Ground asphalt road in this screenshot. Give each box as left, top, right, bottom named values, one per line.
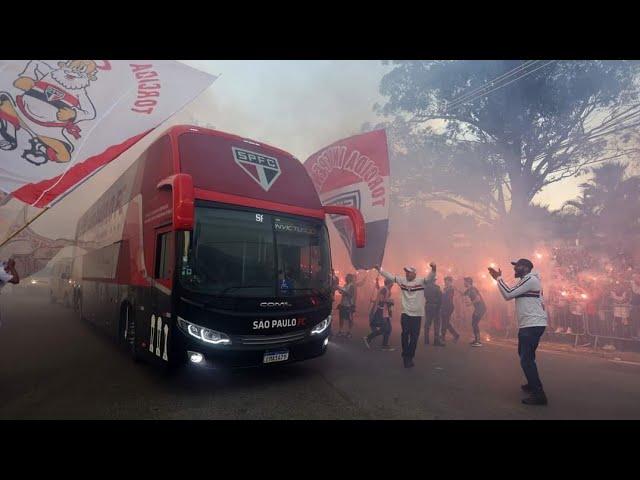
left=2, top=293, right=640, bottom=419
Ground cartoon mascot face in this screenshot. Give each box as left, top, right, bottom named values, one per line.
left=51, top=61, right=98, bottom=91
left=0, top=60, right=102, bottom=165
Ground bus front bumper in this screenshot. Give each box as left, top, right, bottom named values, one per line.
left=175, top=330, right=330, bottom=369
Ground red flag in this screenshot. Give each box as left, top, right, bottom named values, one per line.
left=305, top=130, right=390, bottom=269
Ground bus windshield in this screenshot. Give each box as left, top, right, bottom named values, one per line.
left=179, top=206, right=331, bottom=298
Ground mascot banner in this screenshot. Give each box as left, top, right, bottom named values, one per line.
left=304, top=130, right=390, bottom=270
left=0, top=60, right=216, bottom=208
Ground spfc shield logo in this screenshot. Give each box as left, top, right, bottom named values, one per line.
left=324, top=190, right=361, bottom=255
left=232, top=146, right=282, bottom=191
left=45, top=86, right=65, bottom=103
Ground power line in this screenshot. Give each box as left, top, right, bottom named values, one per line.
left=447, top=60, right=556, bottom=112
left=445, top=60, right=557, bottom=113
left=444, top=61, right=538, bottom=110
left=446, top=61, right=538, bottom=108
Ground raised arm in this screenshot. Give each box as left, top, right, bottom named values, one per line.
left=423, top=263, right=436, bottom=284
left=375, top=266, right=397, bottom=284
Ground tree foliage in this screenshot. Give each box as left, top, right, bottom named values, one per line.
left=376, top=60, right=640, bottom=223
left=560, top=162, right=640, bottom=245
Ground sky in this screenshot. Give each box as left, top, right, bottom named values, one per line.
left=184, top=60, right=582, bottom=209
left=31, top=60, right=582, bottom=238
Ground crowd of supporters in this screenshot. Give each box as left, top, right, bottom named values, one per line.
left=332, top=242, right=640, bottom=352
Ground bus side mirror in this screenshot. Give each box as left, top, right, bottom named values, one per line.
left=157, top=174, right=195, bottom=230
left=323, top=205, right=366, bottom=248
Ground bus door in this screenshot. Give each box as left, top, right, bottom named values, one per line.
left=147, top=225, right=175, bottom=364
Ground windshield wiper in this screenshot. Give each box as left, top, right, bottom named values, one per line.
left=284, top=287, right=329, bottom=298
left=219, top=285, right=270, bottom=295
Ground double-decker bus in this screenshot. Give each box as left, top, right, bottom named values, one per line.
left=73, top=126, right=364, bottom=369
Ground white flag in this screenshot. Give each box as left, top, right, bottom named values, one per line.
left=0, top=60, right=216, bottom=207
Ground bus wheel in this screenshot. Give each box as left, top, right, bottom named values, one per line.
left=123, top=305, right=141, bottom=363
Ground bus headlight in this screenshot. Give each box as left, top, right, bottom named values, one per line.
left=311, top=315, right=331, bottom=335
left=177, top=317, right=232, bottom=345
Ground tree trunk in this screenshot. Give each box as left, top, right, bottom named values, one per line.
left=504, top=169, right=538, bottom=254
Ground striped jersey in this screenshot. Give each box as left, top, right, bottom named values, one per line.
left=496, top=272, right=548, bottom=328
left=379, top=269, right=435, bottom=317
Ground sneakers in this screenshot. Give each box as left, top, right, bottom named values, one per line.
left=345, top=332, right=352, bottom=339
left=566, top=327, right=574, bottom=334
left=433, top=340, right=446, bottom=347
left=363, top=336, right=371, bottom=349
left=521, top=384, right=548, bottom=405
left=602, top=344, right=617, bottom=351
left=522, top=392, right=548, bottom=406
left=381, top=346, right=396, bottom=352
left=453, top=335, right=460, bottom=344
left=554, top=327, right=564, bottom=334
left=471, top=341, right=483, bottom=347
left=403, top=357, right=415, bottom=368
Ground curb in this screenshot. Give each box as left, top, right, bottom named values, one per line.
left=490, top=337, right=640, bottom=364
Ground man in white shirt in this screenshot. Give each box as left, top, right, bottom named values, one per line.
left=489, top=258, right=548, bottom=406
left=375, top=262, right=436, bottom=368
left=0, top=259, right=20, bottom=327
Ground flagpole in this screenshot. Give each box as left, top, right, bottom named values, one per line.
left=0, top=207, right=51, bottom=249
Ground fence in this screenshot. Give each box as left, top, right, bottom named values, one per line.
left=545, top=302, right=640, bottom=350
left=585, top=305, right=640, bottom=348
left=492, top=300, right=640, bottom=350
left=547, top=302, right=589, bottom=346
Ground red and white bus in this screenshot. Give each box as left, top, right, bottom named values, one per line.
left=73, top=126, right=364, bottom=369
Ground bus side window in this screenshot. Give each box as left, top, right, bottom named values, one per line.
left=155, top=232, right=174, bottom=280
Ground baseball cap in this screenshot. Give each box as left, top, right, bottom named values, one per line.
left=403, top=266, right=417, bottom=274
left=511, top=258, right=534, bottom=270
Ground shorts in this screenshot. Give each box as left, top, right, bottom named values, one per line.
left=339, top=305, right=353, bottom=327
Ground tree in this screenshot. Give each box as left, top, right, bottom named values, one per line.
left=560, top=162, right=640, bottom=246
left=376, top=60, right=640, bottom=225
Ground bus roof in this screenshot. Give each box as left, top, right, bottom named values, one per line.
left=168, top=125, right=323, bottom=215
left=166, top=125, right=300, bottom=161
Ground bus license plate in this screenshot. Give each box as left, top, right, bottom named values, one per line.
left=263, top=350, right=289, bottom=364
